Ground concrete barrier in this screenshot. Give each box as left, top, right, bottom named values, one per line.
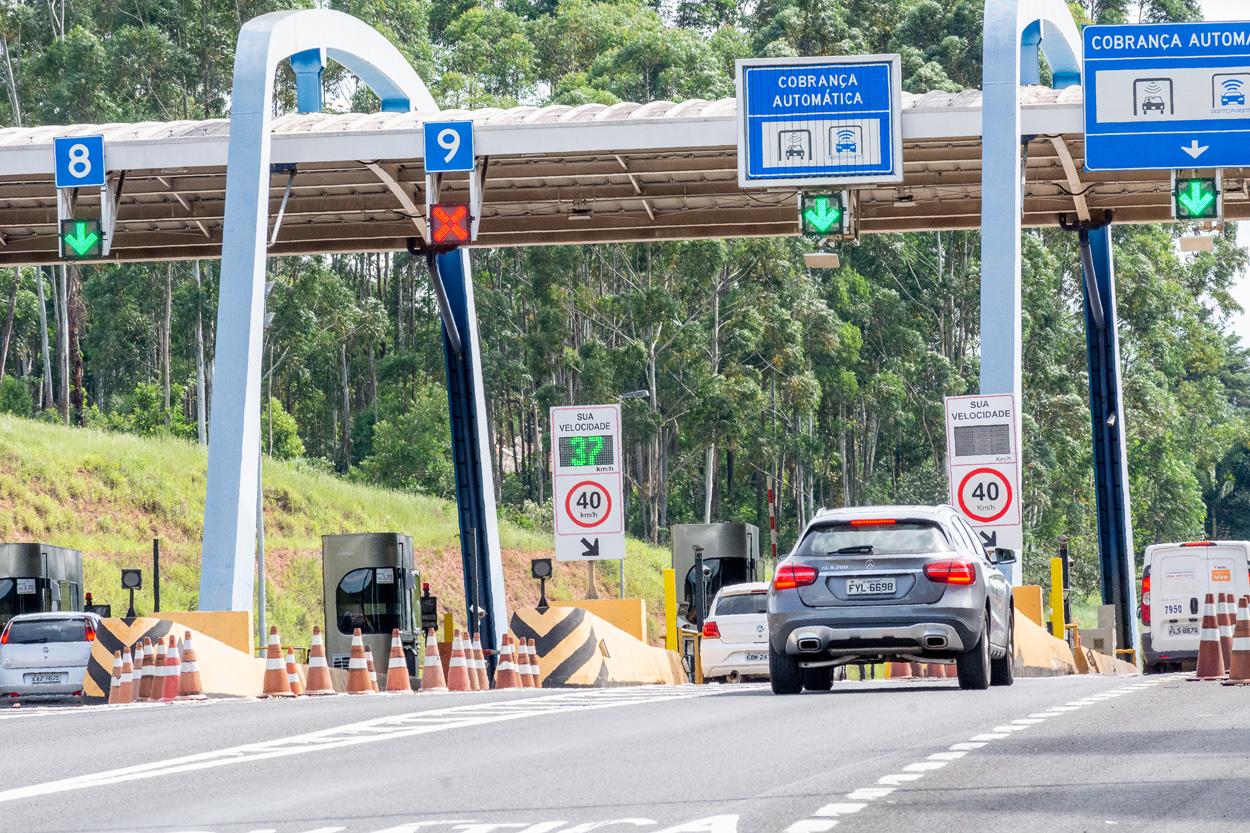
left=550, top=598, right=648, bottom=642
left=83, top=617, right=266, bottom=703
left=1013, top=609, right=1079, bottom=677
left=511, top=606, right=686, bottom=687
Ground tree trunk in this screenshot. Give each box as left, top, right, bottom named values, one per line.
left=36, top=268, right=53, bottom=409
left=339, top=341, right=351, bottom=470
left=162, top=263, right=172, bottom=416
left=0, top=268, right=19, bottom=381
left=68, top=265, right=85, bottom=425
left=194, top=260, right=207, bottom=443
left=57, top=265, right=69, bottom=423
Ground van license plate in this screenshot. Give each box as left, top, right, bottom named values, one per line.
left=1167, top=624, right=1199, bottom=637
left=27, top=673, right=64, bottom=685
left=847, top=578, right=896, bottom=596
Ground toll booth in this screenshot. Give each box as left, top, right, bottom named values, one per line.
left=321, top=533, right=420, bottom=676
left=0, top=543, right=84, bottom=629
left=671, top=523, right=760, bottom=626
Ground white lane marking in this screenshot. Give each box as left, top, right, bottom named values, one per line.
left=813, top=804, right=867, bottom=818
left=971, top=732, right=1010, bottom=740
left=1027, top=712, right=1059, bottom=718
left=847, top=788, right=895, bottom=801
left=991, top=724, right=1030, bottom=732
left=877, top=773, right=925, bottom=785
left=902, top=761, right=947, bottom=772
left=928, top=750, right=968, bottom=761
left=1012, top=718, right=1045, bottom=725
left=784, top=821, right=838, bottom=833
left=949, top=741, right=987, bottom=751
left=0, top=687, right=739, bottom=803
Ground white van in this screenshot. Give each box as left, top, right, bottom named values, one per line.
left=1141, top=541, right=1250, bottom=673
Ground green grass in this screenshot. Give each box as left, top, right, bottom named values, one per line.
left=0, top=415, right=672, bottom=647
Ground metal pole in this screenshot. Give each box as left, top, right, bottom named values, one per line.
left=1059, top=536, right=1072, bottom=628
left=152, top=538, right=161, bottom=613
left=256, top=455, right=266, bottom=645
left=694, top=545, right=707, bottom=625
left=586, top=561, right=599, bottom=600
left=618, top=558, right=625, bottom=599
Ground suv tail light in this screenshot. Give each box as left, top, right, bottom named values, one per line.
left=702, top=620, right=721, bottom=639
left=1181, top=541, right=1216, bottom=546
left=924, top=559, right=977, bottom=585
left=1141, top=571, right=1151, bottom=626
left=84, top=621, right=96, bottom=642
left=850, top=518, right=897, bottom=527
left=773, top=562, right=819, bottom=591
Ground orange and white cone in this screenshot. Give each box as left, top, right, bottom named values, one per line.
left=385, top=629, right=412, bottom=693
left=494, top=634, right=522, bottom=690
left=177, top=631, right=207, bottom=700
left=526, top=638, right=540, bottom=687
left=304, top=626, right=336, bottom=695
left=119, top=647, right=134, bottom=703
left=107, top=651, right=125, bottom=705
left=1218, top=593, right=1235, bottom=671
left=131, top=642, right=144, bottom=694
left=346, top=628, right=373, bottom=695
left=285, top=648, right=304, bottom=696
left=419, top=630, right=448, bottom=693
left=364, top=645, right=380, bottom=692
left=139, top=638, right=157, bottom=701
left=1224, top=595, right=1250, bottom=685
left=161, top=636, right=182, bottom=702
left=1193, top=592, right=1227, bottom=680
left=447, top=630, right=472, bottom=692
left=261, top=625, right=293, bottom=697
left=471, top=632, right=489, bottom=690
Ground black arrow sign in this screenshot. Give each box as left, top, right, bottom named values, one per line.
left=580, top=537, right=600, bottom=558
left=978, top=530, right=997, bottom=549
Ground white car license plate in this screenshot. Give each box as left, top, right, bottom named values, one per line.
left=847, top=578, right=896, bottom=596
left=1167, top=623, right=1199, bottom=637
left=27, top=673, right=64, bottom=685
left=745, top=652, right=767, bottom=662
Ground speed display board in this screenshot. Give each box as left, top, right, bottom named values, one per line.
left=550, top=404, right=625, bottom=561
left=944, top=394, right=1023, bottom=563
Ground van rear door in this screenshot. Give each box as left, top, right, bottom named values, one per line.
left=1150, top=547, right=1203, bottom=652
left=1205, top=544, right=1250, bottom=608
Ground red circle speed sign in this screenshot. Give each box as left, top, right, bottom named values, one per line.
left=956, top=467, right=1012, bottom=523
left=564, top=480, right=612, bottom=528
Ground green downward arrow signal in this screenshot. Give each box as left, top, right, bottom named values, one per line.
left=62, top=221, right=100, bottom=257
left=802, top=195, right=843, bottom=234
left=1177, top=180, right=1216, bottom=217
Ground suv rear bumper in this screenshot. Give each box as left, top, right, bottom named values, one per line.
left=769, top=606, right=983, bottom=658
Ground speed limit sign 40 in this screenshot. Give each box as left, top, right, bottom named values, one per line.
left=956, top=467, right=1013, bottom=524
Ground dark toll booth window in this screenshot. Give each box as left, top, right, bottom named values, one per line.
left=684, top=557, right=749, bottom=623
left=335, top=568, right=401, bottom=635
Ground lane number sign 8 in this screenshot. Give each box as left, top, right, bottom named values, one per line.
left=53, top=135, right=107, bottom=189
left=423, top=120, right=474, bottom=173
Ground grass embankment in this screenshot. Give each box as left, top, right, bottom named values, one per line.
left=0, top=415, right=671, bottom=647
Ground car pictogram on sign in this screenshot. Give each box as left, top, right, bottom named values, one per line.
left=956, top=467, right=1012, bottom=524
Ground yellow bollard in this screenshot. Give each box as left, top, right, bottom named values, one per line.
left=1050, top=557, right=1066, bottom=639
left=663, top=568, right=678, bottom=652
left=441, top=611, right=454, bottom=645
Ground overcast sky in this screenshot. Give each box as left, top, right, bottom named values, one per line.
left=1198, top=1, right=1250, bottom=343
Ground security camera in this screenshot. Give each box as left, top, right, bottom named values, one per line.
left=702, top=565, right=713, bottom=578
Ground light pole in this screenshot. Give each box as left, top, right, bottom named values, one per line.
left=617, top=389, right=650, bottom=599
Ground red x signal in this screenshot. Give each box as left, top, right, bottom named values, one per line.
left=431, top=203, right=470, bottom=246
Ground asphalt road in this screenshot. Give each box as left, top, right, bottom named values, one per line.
left=0, top=673, right=1245, bottom=833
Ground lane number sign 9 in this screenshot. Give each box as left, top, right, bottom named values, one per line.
left=53, top=135, right=107, bottom=189
left=423, top=120, right=474, bottom=173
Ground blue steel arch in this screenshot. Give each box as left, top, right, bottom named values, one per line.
left=200, top=12, right=442, bottom=612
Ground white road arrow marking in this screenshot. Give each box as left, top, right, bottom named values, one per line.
left=1182, top=140, right=1210, bottom=159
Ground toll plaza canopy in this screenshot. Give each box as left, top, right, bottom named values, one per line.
left=0, top=84, right=1242, bottom=266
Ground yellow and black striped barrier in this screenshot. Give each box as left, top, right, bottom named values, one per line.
left=83, top=617, right=179, bottom=703
left=510, top=606, right=686, bottom=687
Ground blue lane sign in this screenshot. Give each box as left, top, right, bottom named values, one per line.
left=423, top=120, right=475, bottom=173
left=53, top=135, right=106, bottom=189
left=1084, top=22, right=1250, bottom=171
left=736, top=54, right=902, bottom=188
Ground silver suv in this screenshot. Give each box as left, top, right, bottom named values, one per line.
left=768, top=504, right=1016, bottom=694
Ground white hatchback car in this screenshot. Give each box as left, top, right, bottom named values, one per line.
left=700, top=582, right=770, bottom=682
left=0, top=612, right=99, bottom=701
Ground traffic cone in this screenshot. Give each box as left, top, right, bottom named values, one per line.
left=471, top=632, right=489, bottom=690
left=150, top=638, right=168, bottom=701
left=177, top=631, right=207, bottom=700
left=1193, top=593, right=1227, bottom=680
left=888, top=661, right=910, bottom=679
left=161, top=636, right=182, bottom=702
left=364, top=644, right=380, bottom=692
left=1219, top=593, right=1235, bottom=671
left=304, top=626, right=336, bottom=695
left=1224, top=595, right=1250, bottom=685
left=131, top=642, right=144, bottom=694
left=385, top=629, right=412, bottom=693
left=261, top=625, right=293, bottom=697
left=285, top=648, right=304, bottom=696
left=419, top=630, right=448, bottom=692
left=346, top=628, right=373, bottom=695
left=494, top=634, right=521, bottom=690
left=120, top=647, right=134, bottom=703
left=527, top=638, right=540, bottom=687
left=139, top=638, right=156, bottom=701
left=446, top=630, right=472, bottom=692
left=107, top=651, right=124, bottom=705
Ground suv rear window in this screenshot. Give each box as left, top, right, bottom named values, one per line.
left=715, top=593, right=767, bottom=616
left=796, top=521, right=950, bottom=556
left=3, top=619, right=88, bottom=644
